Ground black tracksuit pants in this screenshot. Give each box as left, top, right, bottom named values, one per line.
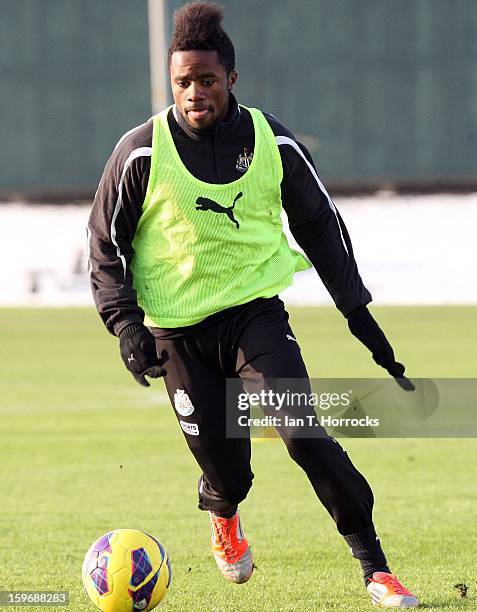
left=154, top=297, right=374, bottom=536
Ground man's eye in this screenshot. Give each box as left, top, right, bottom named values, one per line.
left=177, top=81, right=189, bottom=88
left=203, top=80, right=214, bottom=87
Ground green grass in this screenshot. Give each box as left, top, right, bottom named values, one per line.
left=0, top=306, right=476, bottom=611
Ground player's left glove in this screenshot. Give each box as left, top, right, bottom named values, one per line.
left=347, top=305, right=415, bottom=391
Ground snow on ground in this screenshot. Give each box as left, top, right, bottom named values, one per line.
left=1, top=193, right=476, bottom=307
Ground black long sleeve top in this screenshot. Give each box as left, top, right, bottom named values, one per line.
left=87, top=94, right=371, bottom=336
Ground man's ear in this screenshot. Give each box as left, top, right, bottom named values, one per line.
left=228, top=70, right=238, bottom=90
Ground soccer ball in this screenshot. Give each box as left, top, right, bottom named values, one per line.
left=82, top=529, right=171, bottom=611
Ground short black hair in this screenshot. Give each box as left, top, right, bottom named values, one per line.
left=168, top=2, right=235, bottom=74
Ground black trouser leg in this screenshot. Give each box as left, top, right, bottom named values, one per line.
left=234, top=298, right=375, bottom=535
left=155, top=334, right=253, bottom=515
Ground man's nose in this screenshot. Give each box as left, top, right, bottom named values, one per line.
left=187, top=82, right=206, bottom=100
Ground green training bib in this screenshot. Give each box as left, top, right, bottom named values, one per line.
left=131, top=105, right=310, bottom=327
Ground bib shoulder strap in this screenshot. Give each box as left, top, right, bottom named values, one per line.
left=240, top=105, right=283, bottom=182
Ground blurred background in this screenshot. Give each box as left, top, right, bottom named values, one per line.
left=1, top=0, right=476, bottom=306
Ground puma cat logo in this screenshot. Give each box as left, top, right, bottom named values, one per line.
left=195, top=192, right=243, bottom=229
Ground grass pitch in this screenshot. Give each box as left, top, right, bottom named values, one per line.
left=1, top=306, right=476, bottom=611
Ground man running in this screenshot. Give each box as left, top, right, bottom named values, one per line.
left=87, top=2, right=419, bottom=607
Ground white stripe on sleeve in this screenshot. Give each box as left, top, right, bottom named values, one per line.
left=86, top=226, right=92, bottom=274
left=276, top=135, right=349, bottom=255
left=111, top=147, right=152, bottom=277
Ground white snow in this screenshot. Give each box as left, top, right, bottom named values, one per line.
left=1, top=193, right=476, bottom=307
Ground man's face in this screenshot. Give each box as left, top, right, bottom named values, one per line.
left=170, top=50, right=237, bottom=131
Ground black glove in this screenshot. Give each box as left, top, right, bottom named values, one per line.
left=347, top=306, right=415, bottom=391
left=118, top=322, right=166, bottom=387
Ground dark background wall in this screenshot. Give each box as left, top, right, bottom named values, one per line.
left=1, top=0, right=476, bottom=196
left=0, top=0, right=151, bottom=195
left=169, top=0, right=476, bottom=187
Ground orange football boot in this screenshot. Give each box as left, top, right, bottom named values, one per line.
left=209, top=511, right=253, bottom=584
left=367, top=572, right=420, bottom=608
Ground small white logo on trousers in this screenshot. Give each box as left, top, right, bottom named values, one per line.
left=286, top=334, right=297, bottom=342
left=180, top=420, right=199, bottom=436
left=174, top=389, right=195, bottom=416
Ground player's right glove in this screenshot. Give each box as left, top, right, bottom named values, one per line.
left=118, top=322, right=166, bottom=387
left=347, top=305, right=415, bottom=391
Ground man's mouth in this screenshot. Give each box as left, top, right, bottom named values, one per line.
left=187, top=108, right=210, bottom=120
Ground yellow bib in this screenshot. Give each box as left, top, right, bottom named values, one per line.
left=131, top=105, right=310, bottom=327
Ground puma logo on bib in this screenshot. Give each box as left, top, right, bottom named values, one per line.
left=195, top=192, right=243, bottom=229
